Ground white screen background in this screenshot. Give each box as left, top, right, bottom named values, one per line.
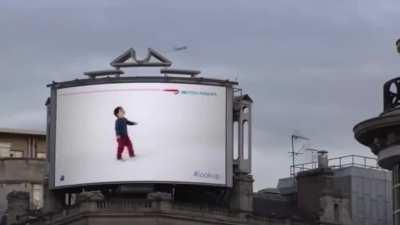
left=55, top=83, right=226, bottom=187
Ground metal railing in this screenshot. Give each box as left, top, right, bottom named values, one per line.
left=96, top=199, right=153, bottom=209
left=95, top=199, right=232, bottom=216
left=291, top=154, right=381, bottom=175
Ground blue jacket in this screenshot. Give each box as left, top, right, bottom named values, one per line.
left=115, top=118, right=137, bottom=136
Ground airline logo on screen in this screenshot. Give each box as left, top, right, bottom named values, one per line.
left=193, top=170, right=222, bottom=180
left=163, top=89, right=217, bottom=96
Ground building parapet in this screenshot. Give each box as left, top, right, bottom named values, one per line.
left=0, top=158, right=46, bottom=183
left=21, top=198, right=293, bottom=225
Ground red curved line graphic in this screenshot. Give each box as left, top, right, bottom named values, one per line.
left=163, top=89, right=179, bottom=95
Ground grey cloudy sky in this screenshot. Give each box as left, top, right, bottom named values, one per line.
left=1, top=0, right=400, bottom=190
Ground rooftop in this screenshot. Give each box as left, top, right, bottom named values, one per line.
left=0, top=128, right=45, bottom=136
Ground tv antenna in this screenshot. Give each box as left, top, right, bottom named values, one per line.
left=290, top=133, right=310, bottom=176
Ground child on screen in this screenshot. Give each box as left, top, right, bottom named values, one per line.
left=114, top=106, right=137, bottom=160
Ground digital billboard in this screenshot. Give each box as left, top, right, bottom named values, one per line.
left=54, top=82, right=227, bottom=188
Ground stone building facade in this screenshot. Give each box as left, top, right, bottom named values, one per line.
left=0, top=128, right=46, bottom=221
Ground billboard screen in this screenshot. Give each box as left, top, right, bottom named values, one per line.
left=54, top=83, right=227, bottom=188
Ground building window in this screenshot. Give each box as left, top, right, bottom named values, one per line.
left=243, top=120, right=249, bottom=160
left=71, top=194, right=77, bottom=205
left=36, top=152, right=46, bottom=159
left=65, top=193, right=77, bottom=206
left=0, top=143, right=11, bottom=158
left=31, top=184, right=43, bottom=209
left=233, top=121, right=239, bottom=160
left=334, top=203, right=339, bottom=222
left=9, top=150, right=23, bottom=158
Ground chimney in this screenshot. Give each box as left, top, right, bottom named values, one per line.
left=317, top=150, right=329, bottom=168
left=297, top=150, right=335, bottom=221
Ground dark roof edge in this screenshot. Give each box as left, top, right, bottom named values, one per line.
left=0, top=128, right=45, bottom=136
left=47, top=76, right=238, bottom=88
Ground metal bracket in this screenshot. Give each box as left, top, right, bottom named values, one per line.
left=83, top=70, right=124, bottom=79
left=160, top=68, right=201, bottom=78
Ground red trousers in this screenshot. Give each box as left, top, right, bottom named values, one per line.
left=117, top=136, right=134, bottom=159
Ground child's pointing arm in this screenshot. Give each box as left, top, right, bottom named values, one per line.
left=126, top=119, right=137, bottom=126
